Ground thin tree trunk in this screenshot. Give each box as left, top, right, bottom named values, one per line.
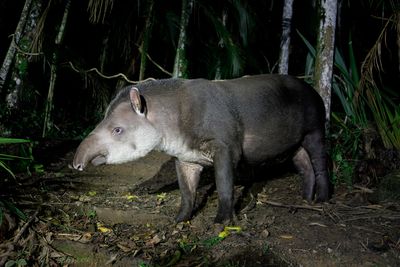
left=313, top=0, right=338, bottom=130
left=278, top=0, right=294, bottom=75
left=215, top=9, right=228, bottom=80
left=0, top=0, right=42, bottom=111
left=172, top=0, right=194, bottom=78
left=0, top=0, right=33, bottom=94
left=139, top=0, right=154, bottom=81
left=42, top=0, right=71, bottom=137
left=397, top=11, right=400, bottom=73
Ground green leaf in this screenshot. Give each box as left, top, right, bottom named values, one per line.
left=0, top=207, right=3, bottom=227
left=0, top=154, right=31, bottom=160
left=3, top=200, right=27, bottom=221
left=5, top=260, right=16, bottom=267
left=0, top=137, right=30, bottom=144
left=0, top=160, right=16, bottom=178
left=348, top=33, right=360, bottom=84
left=16, top=259, right=28, bottom=266
left=296, top=30, right=316, bottom=58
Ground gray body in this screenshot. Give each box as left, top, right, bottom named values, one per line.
left=73, top=74, right=329, bottom=223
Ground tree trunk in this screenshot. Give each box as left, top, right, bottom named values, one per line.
left=397, top=11, right=400, bottom=73
left=42, top=0, right=71, bottom=137
left=0, top=0, right=41, bottom=108
left=139, top=0, right=154, bottom=81
left=313, top=0, right=338, bottom=130
left=278, top=0, right=294, bottom=75
left=215, top=9, right=228, bottom=80
left=172, top=0, right=194, bottom=78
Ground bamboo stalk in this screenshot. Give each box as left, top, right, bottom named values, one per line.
left=172, top=0, right=194, bottom=78
left=139, top=1, right=154, bottom=81
left=42, top=0, right=71, bottom=137
left=278, top=0, right=294, bottom=75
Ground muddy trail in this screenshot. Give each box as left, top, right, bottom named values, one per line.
left=1, top=141, right=400, bottom=266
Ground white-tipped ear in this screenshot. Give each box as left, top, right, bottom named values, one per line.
left=129, top=87, right=145, bottom=116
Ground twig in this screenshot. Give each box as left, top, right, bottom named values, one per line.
left=309, top=222, right=328, bottom=227
left=360, top=240, right=369, bottom=251
left=13, top=209, right=39, bottom=243
left=0, top=209, right=39, bottom=266
left=343, top=214, right=400, bottom=222
left=240, top=193, right=256, bottom=213
left=353, top=185, right=374, bottom=194
left=262, top=200, right=324, bottom=212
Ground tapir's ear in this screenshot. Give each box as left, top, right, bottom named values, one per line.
left=129, top=87, right=146, bottom=116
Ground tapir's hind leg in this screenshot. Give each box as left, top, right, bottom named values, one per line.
left=293, top=147, right=315, bottom=202
left=301, top=129, right=329, bottom=202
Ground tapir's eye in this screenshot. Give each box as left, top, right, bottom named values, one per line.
left=112, top=127, right=124, bottom=136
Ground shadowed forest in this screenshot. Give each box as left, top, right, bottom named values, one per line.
left=0, top=0, right=399, bottom=266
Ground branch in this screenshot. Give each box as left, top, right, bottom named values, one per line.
left=137, top=45, right=172, bottom=76
left=262, top=200, right=324, bottom=212
left=11, top=34, right=43, bottom=56
left=67, top=62, right=156, bottom=84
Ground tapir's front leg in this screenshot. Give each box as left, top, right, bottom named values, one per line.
left=175, top=160, right=203, bottom=222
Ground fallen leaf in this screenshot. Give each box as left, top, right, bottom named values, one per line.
left=280, top=234, right=294, bottom=239
left=218, top=226, right=242, bottom=239
left=146, top=234, right=162, bottom=246
left=78, top=195, right=91, bottom=202
left=88, top=191, right=97, bottom=197
left=117, top=243, right=133, bottom=253
left=125, top=193, right=138, bottom=201
left=97, top=223, right=112, bottom=233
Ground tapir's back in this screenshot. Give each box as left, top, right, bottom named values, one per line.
left=213, top=74, right=326, bottom=162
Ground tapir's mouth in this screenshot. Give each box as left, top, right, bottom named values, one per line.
left=91, top=155, right=107, bottom=166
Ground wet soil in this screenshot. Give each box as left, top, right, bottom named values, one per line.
left=1, top=142, right=400, bottom=266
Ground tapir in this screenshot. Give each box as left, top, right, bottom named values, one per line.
left=73, top=74, right=329, bottom=223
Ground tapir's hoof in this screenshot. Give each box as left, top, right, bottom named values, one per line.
left=214, top=211, right=233, bottom=224
left=316, top=195, right=329, bottom=203
left=175, top=212, right=191, bottom=223
left=316, top=190, right=330, bottom=202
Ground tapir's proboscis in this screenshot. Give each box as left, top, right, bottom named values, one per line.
left=73, top=74, right=329, bottom=223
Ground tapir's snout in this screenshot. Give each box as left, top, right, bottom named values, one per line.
left=73, top=134, right=107, bottom=171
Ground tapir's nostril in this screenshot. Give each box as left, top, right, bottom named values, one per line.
left=73, top=163, right=83, bottom=171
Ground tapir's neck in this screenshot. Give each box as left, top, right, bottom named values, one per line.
left=145, top=92, right=213, bottom=165
left=155, top=131, right=212, bottom=165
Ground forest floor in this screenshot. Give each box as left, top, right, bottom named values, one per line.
left=1, top=140, right=400, bottom=266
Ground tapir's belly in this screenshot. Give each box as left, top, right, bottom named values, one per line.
left=242, top=127, right=302, bottom=163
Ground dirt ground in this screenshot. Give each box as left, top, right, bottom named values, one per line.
left=1, top=141, right=400, bottom=266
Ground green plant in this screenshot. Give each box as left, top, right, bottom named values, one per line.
left=0, top=199, right=27, bottom=222
left=87, top=209, right=97, bottom=219
left=298, top=30, right=368, bottom=126
left=0, top=137, right=32, bottom=178
left=299, top=31, right=365, bottom=185
left=202, top=236, right=224, bottom=248
left=5, top=258, right=28, bottom=267
left=365, top=86, right=400, bottom=150
left=138, top=262, right=151, bottom=267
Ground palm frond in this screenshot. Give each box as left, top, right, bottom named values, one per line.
left=200, top=4, right=244, bottom=78
left=87, top=0, right=114, bottom=24
left=358, top=11, right=400, bottom=149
